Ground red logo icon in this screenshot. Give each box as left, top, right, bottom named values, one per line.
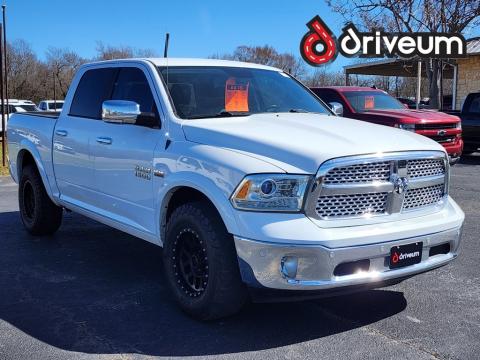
left=300, top=15, right=337, bottom=66
left=392, top=252, right=399, bottom=264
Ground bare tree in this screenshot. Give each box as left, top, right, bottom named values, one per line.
left=327, top=0, right=480, bottom=108
left=6, top=40, right=46, bottom=102
left=46, top=47, right=87, bottom=98
left=95, top=41, right=158, bottom=60
left=214, top=45, right=306, bottom=77
left=303, top=65, right=344, bottom=87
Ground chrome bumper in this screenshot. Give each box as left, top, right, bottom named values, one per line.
left=234, top=226, right=462, bottom=291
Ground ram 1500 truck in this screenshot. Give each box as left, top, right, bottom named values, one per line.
left=7, top=59, right=464, bottom=320
left=311, top=86, right=463, bottom=164
left=446, top=92, right=480, bottom=154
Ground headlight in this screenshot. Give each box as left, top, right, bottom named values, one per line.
left=231, top=174, right=311, bottom=212
left=456, top=121, right=462, bottom=130
left=397, top=123, right=416, bottom=132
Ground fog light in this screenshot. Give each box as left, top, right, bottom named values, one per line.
left=280, top=256, right=298, bottom=279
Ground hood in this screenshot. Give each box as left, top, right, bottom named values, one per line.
left=182, top=113, right=445, bottom=174
left=360, top=109, right=459, bottom=123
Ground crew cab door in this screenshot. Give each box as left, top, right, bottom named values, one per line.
left=53, top=67, right=118, bottom=206
left=89, top=66, right=164, bottom=236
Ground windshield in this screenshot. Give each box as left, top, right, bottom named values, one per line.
left=18, top=105, right=38, bottom=112
left=344, top=91, right=405, bottom=112
left=48, top=102, right=63, bottom=110
left=158, top=66, right=331, bottom=119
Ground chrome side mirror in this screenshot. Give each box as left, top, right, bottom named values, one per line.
left=329, top=102, right=344, bottom=116
left=102, top=100, right=140, bottom=124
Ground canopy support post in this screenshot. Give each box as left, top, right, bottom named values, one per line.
left=416, top=60, right=422, bottom=110
left=452, top=63, right=458, bottom=110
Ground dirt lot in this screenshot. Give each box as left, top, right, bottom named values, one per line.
left=0, top=156, right=479, bottom=360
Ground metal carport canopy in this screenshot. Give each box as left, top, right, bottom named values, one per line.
left=344, top=58, right=454, bottom=78
left=343, top=57, right=456, bottom=110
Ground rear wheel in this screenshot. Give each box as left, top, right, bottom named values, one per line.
left=19, top=165, right=63, bottom=236
left=163, top=201, right=247, bottom=320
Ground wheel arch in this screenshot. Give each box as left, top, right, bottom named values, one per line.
left=158, top=183, right=239, bottom=246
left=16, top=147, right=55, bottom=201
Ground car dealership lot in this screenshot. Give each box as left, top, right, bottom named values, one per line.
left=0, top=157, right=479, bottom=360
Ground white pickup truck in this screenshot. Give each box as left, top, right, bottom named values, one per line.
left=7, top=59, right=464, bottom=320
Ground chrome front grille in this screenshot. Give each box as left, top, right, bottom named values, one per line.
left=323, top=162, right=391, bottom=184
left=316, top=192, right=388, bottom=219
left=403, top=184, right=445, bottom=210
left=407, top=159, right=445, bottom=179
left=310, top=152, right=448, bottom=220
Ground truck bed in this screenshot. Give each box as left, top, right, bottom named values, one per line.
left=6, top=112, right=59, bottom=186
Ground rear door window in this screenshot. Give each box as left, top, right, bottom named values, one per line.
left=69, top=68, right=118, bottom=119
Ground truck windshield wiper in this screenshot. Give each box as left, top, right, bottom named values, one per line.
left=187, top=111, right=251, bottom=119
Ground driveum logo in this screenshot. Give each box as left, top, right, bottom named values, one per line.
left=300, top=16, right=337, bottom=66
left=392, top=250, right=421, bottom=263
left=300, top=15, right=467, bottom=66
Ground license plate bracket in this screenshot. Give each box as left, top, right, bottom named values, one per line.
left=389, top=242, right=423, bottom=269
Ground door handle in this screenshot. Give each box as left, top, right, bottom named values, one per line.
left=55, top=129, right=68, bottom=137
left=96, top=136, right=112, bottom=145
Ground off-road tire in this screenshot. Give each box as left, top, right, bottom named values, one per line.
left=163, top=201, right=248, bottom=320
left=19, top=165, right=63, bottom=236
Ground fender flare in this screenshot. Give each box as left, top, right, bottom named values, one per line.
left=16, top=141, right=57, bottom=203
left=155, top=172, right=240, bottom=245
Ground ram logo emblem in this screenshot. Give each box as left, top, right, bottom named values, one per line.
left=393, top=176, right=409, bottom=194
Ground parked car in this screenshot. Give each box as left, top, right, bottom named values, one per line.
left=397, top=97, right=429, bottom=109
left=7, top=59, right=464, bottom=320
left=0, top=99, right=39, bottom=133
left=408, top=96, right=453, bottom=111
left=445, top=92, right=480, bottom=154
left=8, top=99, right=39, bottom=113
left=311, top=86, right=463, bottom=164
left=38, top=100, right=64, bottom=112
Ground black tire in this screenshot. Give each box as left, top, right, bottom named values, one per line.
left=19, top=164, right=63, bottom=236
left=163, top=201, right=248, bottom=320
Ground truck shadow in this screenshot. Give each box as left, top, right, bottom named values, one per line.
left=459, top=153, right=480, bottom=165
left=0, top=211, right=407, bottom=357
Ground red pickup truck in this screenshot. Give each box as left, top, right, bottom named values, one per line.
left=311, top=86, right=463, bottom=164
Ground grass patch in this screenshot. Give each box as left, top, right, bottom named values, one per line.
left=0, top=140, right=9, bottom=176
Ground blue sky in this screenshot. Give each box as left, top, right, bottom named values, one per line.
left=6, top=0, right=480, bottom=73
left=7, top=0, right=352, bottom=71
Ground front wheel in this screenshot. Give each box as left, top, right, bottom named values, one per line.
left=163, top=201, right=247, bottom=320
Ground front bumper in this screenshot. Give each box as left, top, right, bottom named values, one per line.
left=235, top=226, right=462, bottom=291
left=442, top=138, right=463, bottom=161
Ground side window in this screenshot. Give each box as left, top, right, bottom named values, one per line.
left=325, top=90, right=348, bottom=112
left=69, top=68, right=118, bottom=119
left=111, top=67, right=158, bottom=116
left=311, top=89, right=331, bottom=103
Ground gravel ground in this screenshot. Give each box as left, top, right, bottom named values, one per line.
left=0, top=155, right=479, bottom=360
